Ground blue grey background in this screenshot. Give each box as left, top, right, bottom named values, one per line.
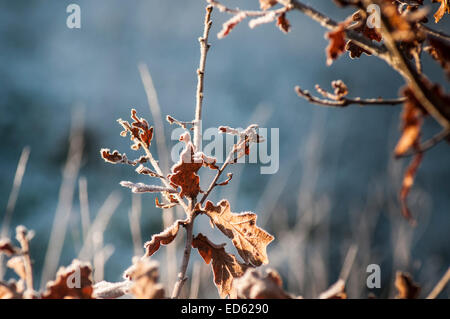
left=0, top=0, right=449, bottom=297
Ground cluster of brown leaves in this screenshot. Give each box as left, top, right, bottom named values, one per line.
left=101, top=107, right=273, bottom=298
left=1, top=225, right=168, bottom=300
left=394, top=81, right=450, bottom=223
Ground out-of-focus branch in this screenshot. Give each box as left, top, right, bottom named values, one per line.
left=295, top=85, right=405, bottom=108
left=371, top=0, right=450, bottom=130
left=208, top=0, right=388, bottom=57
left=420, top=24, right=450, bottom=42
left=426, top=267, right=450, bottom=299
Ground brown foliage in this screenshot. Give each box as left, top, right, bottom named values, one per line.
left=118, top=109, right=154, bottom=150
left=0, top=239, right=19, bottom=256
left=192, top=233, right=249, bottom=298
left=259, top=0, right=277, bottom=11
left=197, top=200, right=274, bottom=266
left=144, top=220, right=184, bottom=257
left=42, top=260, right=94, bottom=299
left=168, top=133, right=203, bottom=199
left=395, top=271, right=421, bottom=299
left=234, top=268, right=293, bottom=299
left=124, top=258, right=165, bottom=299
left=326, top=23, right=347, bottom=66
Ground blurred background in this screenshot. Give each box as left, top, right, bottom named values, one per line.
left=0, top=0, right=449, bottom=298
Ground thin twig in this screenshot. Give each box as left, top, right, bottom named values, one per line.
left=420, top=24, right=450, bottom=42
left=194, top=5, right=213, bottom=150
left=171, top=5, right=214, bottom=299
left=199, top=146, right=235, bottom=205
left=295, top=86, right=406, bottom=107
left=171, top=202, right=196, bottom=299
left=208, top=0, right=387, bottom=57
left=426, top=267, right=450, bottom=299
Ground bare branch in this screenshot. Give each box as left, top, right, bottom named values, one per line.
left=194, top=5, right=213, bottom=150
left=295, top=85, right=405, bottom=108
left=172, top=5, right=214, bottom=299
left=426, top=267, right=450, bottom=299
left=420, top=24, right=450, bottom=42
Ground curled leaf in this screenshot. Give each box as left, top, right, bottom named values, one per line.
left=276, top=13, right=291, bottom=34
left=192, top=233, right=249, bottom=298
left=198, top=200, right=274, bottom=266
left=100, top=148, right=147, bottom=166
left=144, top=220, right=184, bottom=257
left=118, top=109, right=154, bottom=150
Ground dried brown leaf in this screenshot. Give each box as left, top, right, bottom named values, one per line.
left=426, top=35, right=450, bottom=79
left=144, top=220, right=184, bottom=257
left=259, top=0, right=277, bottom=11
left=100, top=148, right=147, bottom=166
left=234, top=268, right=292, bottom=299
left=198, top=200, right=274, bottom=266
left=42, top=259, right=93, bottom=299
left=0, top=280, right=24, bottom=299
left=168, top=132, right=215, bottom=198
left=400, top=152, right=423, bottom=223
left=395, top=271, right=421, bottom=299
left=124, top=258, right=165, bottom=299
left=118, top=109, right=154, bottom=150
left=0, top=239, right=19, bottom=256
left=326, top=23, right=347, bottom=66
left=276, top=13, right=291, bottom=34
left=394, top=87, right=424, bottom=156
left=192, top=233, right=249, bottom=298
